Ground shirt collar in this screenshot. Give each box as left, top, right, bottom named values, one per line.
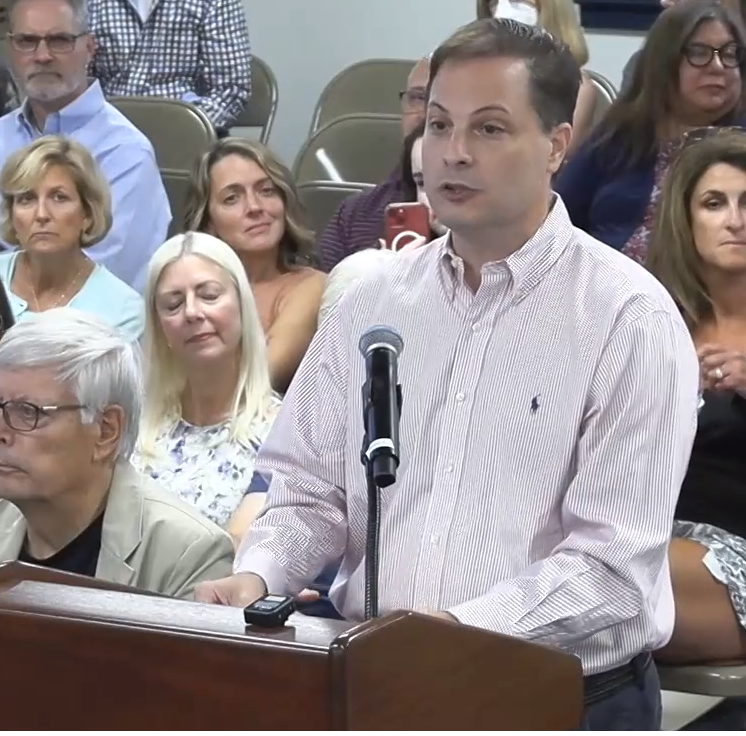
left=15, top=79, right=106, bottom=136
left=437, top=194, right=574, bottom=301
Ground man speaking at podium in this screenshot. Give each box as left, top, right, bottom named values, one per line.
left=196, top=19, right=699, bottom=730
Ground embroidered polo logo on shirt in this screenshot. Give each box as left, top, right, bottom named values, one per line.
left=530, top=395, right=540, bottom=413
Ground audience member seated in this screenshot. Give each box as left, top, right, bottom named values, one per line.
left=556, top=0, right=746, bottom=263
left=0, top=136, right=143, bottom=340
left=0, top=0, right=171, bottom=290
left=88, top=0, right=251, bottom=132
left=131, top=232, right=280, bottom=547
left=0, top=309, right=233, bottom=598
left=477, top=0, right=596, bottom=155
left=184, top=138, right=325, bottom=393
left=647, top=129, right=746, bottom=663
left=316, top=56, right=430, bottom=272
left=621, top=0, right=746, bottom=93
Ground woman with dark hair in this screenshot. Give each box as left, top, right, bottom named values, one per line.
left=184, top=137, right=325, bottom=393
left=648, top=129, right=746, bottom=663
left=556, top=0, right=746, bottom=264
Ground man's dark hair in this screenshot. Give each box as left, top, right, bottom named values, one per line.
left=428, top=18, right=582, bottom=133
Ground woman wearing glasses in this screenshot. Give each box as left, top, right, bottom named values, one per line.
left=556, top=0, right=746, bottom=264
left=0, top=135, right=143, bottom=339
left=646, top=129, right=746, bottom=663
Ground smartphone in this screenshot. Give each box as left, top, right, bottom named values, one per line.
left=384, top=202, right=430, bottom=252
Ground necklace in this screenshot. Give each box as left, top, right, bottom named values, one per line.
left=28, top=260, right=87, bottom=312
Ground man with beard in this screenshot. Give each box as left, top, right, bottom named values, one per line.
left=0, top=0, right=170, bottom=292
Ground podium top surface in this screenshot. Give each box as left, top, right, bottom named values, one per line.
left=0, top=578, right=353, bottom=650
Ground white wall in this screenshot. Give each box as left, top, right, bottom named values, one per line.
left=243, top=0, right=646, bottom=165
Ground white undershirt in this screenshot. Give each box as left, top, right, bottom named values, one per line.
left=135, top=0, right=153, bottom=22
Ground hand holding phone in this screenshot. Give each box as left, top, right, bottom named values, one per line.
left=384, top=202, right=430, bottom=252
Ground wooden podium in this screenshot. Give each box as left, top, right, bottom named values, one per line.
left=0, top=562, right=583, bottom=730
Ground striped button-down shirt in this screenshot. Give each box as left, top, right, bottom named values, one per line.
left=236, top=197, right=699, bottom=675
left=89, top=0, right=251, bottom=129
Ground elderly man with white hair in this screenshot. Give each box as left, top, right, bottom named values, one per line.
left=0, top=308, right=233, bottom=598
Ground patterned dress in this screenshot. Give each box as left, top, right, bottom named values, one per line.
left=131, top=399, right=281, bottom=528
left=621, top=140, right=683, bottom=265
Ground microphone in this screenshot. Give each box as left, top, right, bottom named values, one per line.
left=359, top=325, right=404, bottom=488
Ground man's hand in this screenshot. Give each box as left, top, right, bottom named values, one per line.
left=194, top=573, right=323, bottom=607
left=194, top=572, right=267, bottom=607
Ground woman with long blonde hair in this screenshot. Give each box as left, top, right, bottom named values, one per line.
left=132, top=231, right=280, bottom=546
left=476, top=0, right=596, bottom=154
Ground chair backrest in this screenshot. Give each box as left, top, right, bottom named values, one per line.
left=162, top=171, right=193, bottom=238
left=294, top=113, right=402, bottom=185
left=309, top=58, right=415, bottom=135
left=297, top=180, right=373, bottom=239
left=108, top=96, right=216, bottom=172
left=231, top=55, right=278, bottom=144
left=586, top=70, right=617, bottom=128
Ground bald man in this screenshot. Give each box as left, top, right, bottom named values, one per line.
left=317, top=57, right=430, bottom=272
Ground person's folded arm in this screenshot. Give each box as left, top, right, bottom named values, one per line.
left=196, top=0, right=251, bottom=128
left=448, top=309, right=699, bottom=645
left=234, top=305, right=349, bottom=593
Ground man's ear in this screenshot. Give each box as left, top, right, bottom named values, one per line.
left=547, top=122, right=573, bottom=176
left=92, top=405, right=124, bottom=464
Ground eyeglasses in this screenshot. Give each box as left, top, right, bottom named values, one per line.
left=682, top=42, right=744, bottom=69
left=7, top=32, right=87, bottom=54
left=399, top=88, right=427, bottom=112
left=0, top=400, right=83, bottom=432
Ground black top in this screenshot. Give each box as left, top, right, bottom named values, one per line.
left=676, top=391, right=746, bottom=540
left=18, top=513, right=104, bottom=578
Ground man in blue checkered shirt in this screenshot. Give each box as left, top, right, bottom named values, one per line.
left=88, top=0, right=251, bottom=131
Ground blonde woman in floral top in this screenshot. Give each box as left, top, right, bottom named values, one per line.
left=132, top=232, right=279, bottom=546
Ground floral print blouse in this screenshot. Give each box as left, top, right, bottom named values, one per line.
left=621, top=139, right=684, bottom=265
left=131, top=399, right=281, bottom=528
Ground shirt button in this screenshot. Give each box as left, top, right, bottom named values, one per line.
left=455, top=392, right=465, bottom=402
left=445, top=465, right=453, bottom=473
left=430, top=535, right=440, bottom=545
left=471, top=322, right=479, bottom=331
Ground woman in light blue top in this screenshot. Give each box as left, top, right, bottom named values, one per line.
left=0, top=135, right=143, bottom=340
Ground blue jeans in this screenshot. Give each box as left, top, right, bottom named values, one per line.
left=579, top=656, right=662, bottom=730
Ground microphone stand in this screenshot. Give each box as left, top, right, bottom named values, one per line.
left=361, top=384, right=402, bottom=621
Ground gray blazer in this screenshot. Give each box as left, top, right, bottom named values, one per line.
left=0, top=462, right=234, bottom=599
